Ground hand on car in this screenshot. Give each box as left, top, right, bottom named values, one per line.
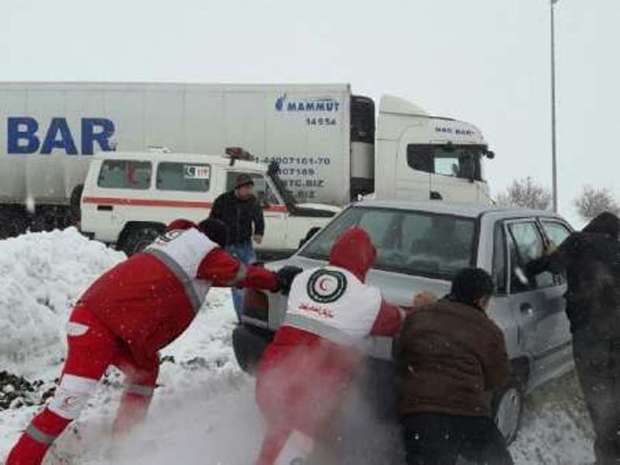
left=253, top=234, right=263, bottom=245
left=276, top=266, right=304, bottom=295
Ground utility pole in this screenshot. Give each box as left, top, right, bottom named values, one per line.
left=550, top=0, right=559, bottom=212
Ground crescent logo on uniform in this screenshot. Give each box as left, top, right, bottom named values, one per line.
left=306, top=269, right=347, bottom=304
left=156, top=229, right=183, bottom=245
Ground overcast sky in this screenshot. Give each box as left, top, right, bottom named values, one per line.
left=2, top=0, right=618, bottom=225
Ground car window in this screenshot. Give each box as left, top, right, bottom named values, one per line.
left=507, top=221, right=554, bottom=290
left=300, top=207, right=476, bottom=280
left=97, top=160, right=151, bottom=190
left=541, top=221, right=571, bottom=248
left=156, top=162, right=211, bottom=192
left=492, top=222, right=508, bottom=294
left=226, top=172, right=281, bottom=205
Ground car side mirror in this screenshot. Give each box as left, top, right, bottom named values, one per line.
left=299, top=226, right=321, bottom=249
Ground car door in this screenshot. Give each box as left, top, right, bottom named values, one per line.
left=504, top=219, right=569, bottom=370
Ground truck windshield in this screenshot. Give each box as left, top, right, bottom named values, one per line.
left=407, top=144, right=485, bottom=181
left=299, top=206, right=476, bottom=279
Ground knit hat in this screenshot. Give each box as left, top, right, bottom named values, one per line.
left=235, top=174, right=254, bottom=190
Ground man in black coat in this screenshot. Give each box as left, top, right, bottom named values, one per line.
left=527, top=212, right=620, bottom=465
left=209, top=174, right=265, bottom=320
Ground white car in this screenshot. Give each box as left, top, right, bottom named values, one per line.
left=80, top=150, right=340, bottom=256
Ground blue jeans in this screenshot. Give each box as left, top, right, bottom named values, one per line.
left=226, top=242, right=256, bottom=321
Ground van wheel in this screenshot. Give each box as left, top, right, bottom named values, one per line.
left=120, top=226, right=163, bottom=256
left=493, top=380, right=524, bottom=445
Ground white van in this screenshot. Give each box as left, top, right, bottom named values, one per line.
left=80, top=149, right=340, bottom=256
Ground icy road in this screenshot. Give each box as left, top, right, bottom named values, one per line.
left=0, top=229, right=594, bottom=465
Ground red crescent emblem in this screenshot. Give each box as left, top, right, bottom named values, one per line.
left=318, top=278, right=330, bottom=292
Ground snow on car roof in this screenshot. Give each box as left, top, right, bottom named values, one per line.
left=355, top=199, right=562, bottom=220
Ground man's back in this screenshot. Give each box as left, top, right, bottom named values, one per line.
left=528, top=231, right=620, bottom=336
left=396, top=300, right=509, bottom=418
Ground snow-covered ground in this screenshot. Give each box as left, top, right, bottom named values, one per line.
left=0, top=230, right=594, bottom=464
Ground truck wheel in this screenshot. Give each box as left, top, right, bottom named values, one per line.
left=120, top=226, right=163, bottom=256
left=493, top=380, right=524, bottom=445
left=70, top=185, right=84, bottom=225
left=0, top=208, right=28, bottom=239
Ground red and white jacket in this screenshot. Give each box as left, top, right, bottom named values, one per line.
left=79, top=221, right=278, bottom=368
left=256, top=227, right=403, bottom=430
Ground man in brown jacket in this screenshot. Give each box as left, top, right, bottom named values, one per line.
left=395, top=268, right=513, bottom=465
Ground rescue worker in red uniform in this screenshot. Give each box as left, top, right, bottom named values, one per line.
left=6, top=218, right=290, bottom=465
left=255, top=227, right=408, bottom=465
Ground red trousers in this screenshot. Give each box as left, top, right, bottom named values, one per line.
left=255, top=343, right=356, bottom=465
left=5, top=306, right=159, bottom=465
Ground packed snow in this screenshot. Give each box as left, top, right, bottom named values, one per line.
left=0, top=230, right=595, bottom=464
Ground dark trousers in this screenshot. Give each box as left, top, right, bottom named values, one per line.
left=573, top=330, right=620, bottom=465
left=401, top=413, right=513, bottom=465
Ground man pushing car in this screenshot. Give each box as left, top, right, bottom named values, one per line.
left=5, top=218, right=298, bottom=465
left=254, top=226, right=412, bottom=465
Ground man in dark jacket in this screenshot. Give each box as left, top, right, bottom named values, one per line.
left=527, top=212, right=620, bottom=465
left=210, top=174, right=265, bottom=320
left=395, top=268, right=513, bottom=465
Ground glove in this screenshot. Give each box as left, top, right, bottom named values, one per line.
left=276, top=266, right=304, bottom=295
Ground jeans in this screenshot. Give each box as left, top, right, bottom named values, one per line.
left=401, top=413, right=513, bottom=465
left=573, top=329, right=620, bottom=465
left=226, top=241, right=256, bottom=321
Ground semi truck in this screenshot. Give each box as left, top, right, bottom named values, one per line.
left=0, top=82, right=495, bottom=238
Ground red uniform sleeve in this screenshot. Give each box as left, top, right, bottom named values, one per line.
left=196, top=248, right=279, bottom=291
left=370, top=300, right=405, bottom=337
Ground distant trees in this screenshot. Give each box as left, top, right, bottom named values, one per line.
left=496, top=177, right=552, bottom=211
left=574, top=185, right=620, bottom=222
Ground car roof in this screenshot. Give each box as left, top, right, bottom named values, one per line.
left=92, top=151, right=267, bottom=172
left=354, top=199, right=566, bottom=221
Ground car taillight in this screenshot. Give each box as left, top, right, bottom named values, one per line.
left=243, top=289, right=269, bottom=322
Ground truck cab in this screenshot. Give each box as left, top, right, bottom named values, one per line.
left=352, top=95, right=495, bottom=205
left=80, top=149, right=340, bottom=256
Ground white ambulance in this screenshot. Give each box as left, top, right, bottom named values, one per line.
left=80, top=148, right=340, bottom=256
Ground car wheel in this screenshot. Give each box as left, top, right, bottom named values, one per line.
left=121, top=226, right=163, bottom=255
left=493, top=381, right=524, bottom=445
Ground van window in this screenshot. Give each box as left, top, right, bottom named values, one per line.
left=407, top=144, right=484, bottom=181
left=157, top=162, right=211, bottom=192
left=226, top=172, right=281, bottom=205
left=97, top=160, right=151, bottom=190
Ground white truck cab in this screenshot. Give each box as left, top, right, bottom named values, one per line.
left=373, top=96, right=495, bottom=205
left=80, top=149, right=340, bottom=256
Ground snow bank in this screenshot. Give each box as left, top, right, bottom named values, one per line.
left=0, top=228, right=125, bottom=370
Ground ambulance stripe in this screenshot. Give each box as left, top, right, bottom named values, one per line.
left=25, top=424, right=57, bottom=445
left=145, top=248, right=202, bottom=313
left=82, top=196, right=288, bottom=213
left=284, top=313, right=356, bottom=347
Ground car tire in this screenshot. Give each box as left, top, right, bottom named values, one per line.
left=492, top=379, right=524, bottom=445
left=120, top=225, right=163, bottom=256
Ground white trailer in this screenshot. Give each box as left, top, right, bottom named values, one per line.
left=0, top=82, right=494, bottom=237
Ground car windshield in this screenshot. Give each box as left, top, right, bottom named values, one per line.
left=299, top=206, right=477, bottom=279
